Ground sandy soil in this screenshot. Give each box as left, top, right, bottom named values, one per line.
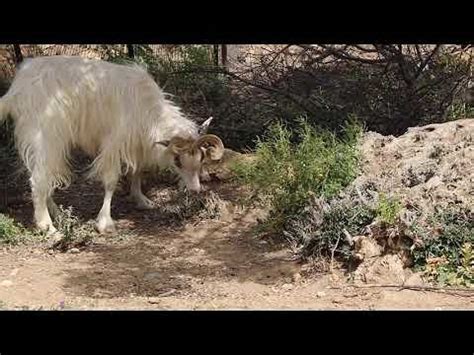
left=1, top=175, right=472, bottom=310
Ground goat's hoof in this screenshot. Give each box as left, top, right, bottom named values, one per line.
left=127, top=195, right=155, bottom=210
left=37, top=221, right=57, bottom=235
left=49, top=231, right=64, bottom=244
left=95, top=220, right=117, bottom=235
left=136, top=199, right=155, bottom=210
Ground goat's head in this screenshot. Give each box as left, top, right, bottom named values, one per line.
left=155, top=133, right=224, bottom=193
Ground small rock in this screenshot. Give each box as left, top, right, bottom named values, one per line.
left=1, top=280, right=13, bottom=287
left=404, top=272, right=425, bottom=287
left=50, top=233, right=64, bottom=244
left=148, top=297, right=161, bottom=304
left=281, top=283, right=294, bottom=291
left=425, top=176, right=442, bottom=190
left=316, top=291, right=326, bottom=298
left=48, top=250, right=54, bottom=255
left=143, top=272, right=161, bottom=281
left=158, top=289, right=177, bottom=297
left=70, top=248, right=80, bottom=254
left=191, top=248, right=205, bottom=255
left=292, top=273, right=302, bottom=283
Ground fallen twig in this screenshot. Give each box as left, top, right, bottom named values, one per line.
left=327, top=284, right=474, bottom=297
left=342, top=229, right=353, bottom=246
left=330, top=235, right=341, bottom=272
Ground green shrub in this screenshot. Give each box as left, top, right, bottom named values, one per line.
left=375, top=193, right=402, bottom=226
left=411, top=208, right=473, bottom=286
left=447, top=101, right=474, bottom=120
left=233, top=117, right=362, bottom=232
left=0, top=213, right=26, bottom=245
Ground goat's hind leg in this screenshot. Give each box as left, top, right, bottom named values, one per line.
left=94, top=150, right=121, bottom=234
left=30, top=171, right=57, bottom=234
left=95, top=175, right=119, bottom=234
left=128, top=171, right=154, bottom=210
left=47, top=196, right=61, bottom=219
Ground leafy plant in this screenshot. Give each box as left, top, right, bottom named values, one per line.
left=411, top=208, right=473, bottom=286
left=375, top=193, right=402, bottom=226
left=0, top=213, right=25, bottom=245
left=52, top=206, right=95, bottom=251
left=233, top=117, right=362, bottom=233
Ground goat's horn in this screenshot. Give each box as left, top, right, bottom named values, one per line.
left=194, top=134, right=224, bottom=161
left=168, top=137, right=192, bottom=155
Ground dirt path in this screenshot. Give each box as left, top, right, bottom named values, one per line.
left=0, top=177, right=473, bottom=310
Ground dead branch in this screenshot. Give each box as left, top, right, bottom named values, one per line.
left=330, top=234, right=342, bottom=271
left=328, top=284, right=474, bottom=297
left=318, top=44, right=389, bottom=65
left=167, top=66, right=316, bottom=114
left=413, top=45, right=441, bottom=82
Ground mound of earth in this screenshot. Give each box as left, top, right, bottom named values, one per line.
left=359, top=118, right=473, bottom=216
left=350, top=118, right=473, bottom=285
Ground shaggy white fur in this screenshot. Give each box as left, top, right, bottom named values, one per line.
left=0, top=55, right=221, bottom=234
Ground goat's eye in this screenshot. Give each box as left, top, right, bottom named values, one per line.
left=174, top=156, right=182, bottom=168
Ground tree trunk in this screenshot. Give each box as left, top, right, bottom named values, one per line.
left=221, top=45, right=228, bottom=67
left=12, top=44, right=23, bottom=64
left=126, top=44, right=135, bottom=59
left=213, top=45, right=219, bottom=67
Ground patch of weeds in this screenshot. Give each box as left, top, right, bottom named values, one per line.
left=375, top=193, right=402, bottom=226
left=0, top=213, right=29, bottom=245
left=52, top=206, right=95, bottom=252
left=411, top=207, right=473, bottom=286
left=161, top=190, right=225, bottom=223
left=447, top=101, right=474, bottom=120
left=283, top=190, right=376, bottom=264
left=232, top=116, right=362, bottom=234
left=110, top=230, right=137, bottom=244
left=199, top=191, right=227, bottom=219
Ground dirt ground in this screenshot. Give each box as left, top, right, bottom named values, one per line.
left=0, top=173, right=472, bottom=310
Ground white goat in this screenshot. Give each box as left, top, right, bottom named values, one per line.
left=0, top=55, right=224, bottom=234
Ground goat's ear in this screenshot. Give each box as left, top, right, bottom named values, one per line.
left=200, top=146, right=208, bottom=161
left=198, top=116, right=213, bottom=135
left=154, top=140, right=170, bottom=148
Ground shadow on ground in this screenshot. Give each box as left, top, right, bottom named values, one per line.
left=3, top=164, right=299, bottom=300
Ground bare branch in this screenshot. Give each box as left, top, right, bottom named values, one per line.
left=168, top=66, right=315, bottom=113
left=413, top=45, right=441, bottom=82
left=318, top=44, right=389, bottom=65
left=351, top=44, right=378, bottom=53
left=327, top=284, right=474, bottom=297
left=265, top=44, right=293, bottom=68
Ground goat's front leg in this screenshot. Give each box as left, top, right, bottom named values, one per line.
left=128, top=171, right=154, bottom=210
left=96, top=177, right=118, bottom=234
